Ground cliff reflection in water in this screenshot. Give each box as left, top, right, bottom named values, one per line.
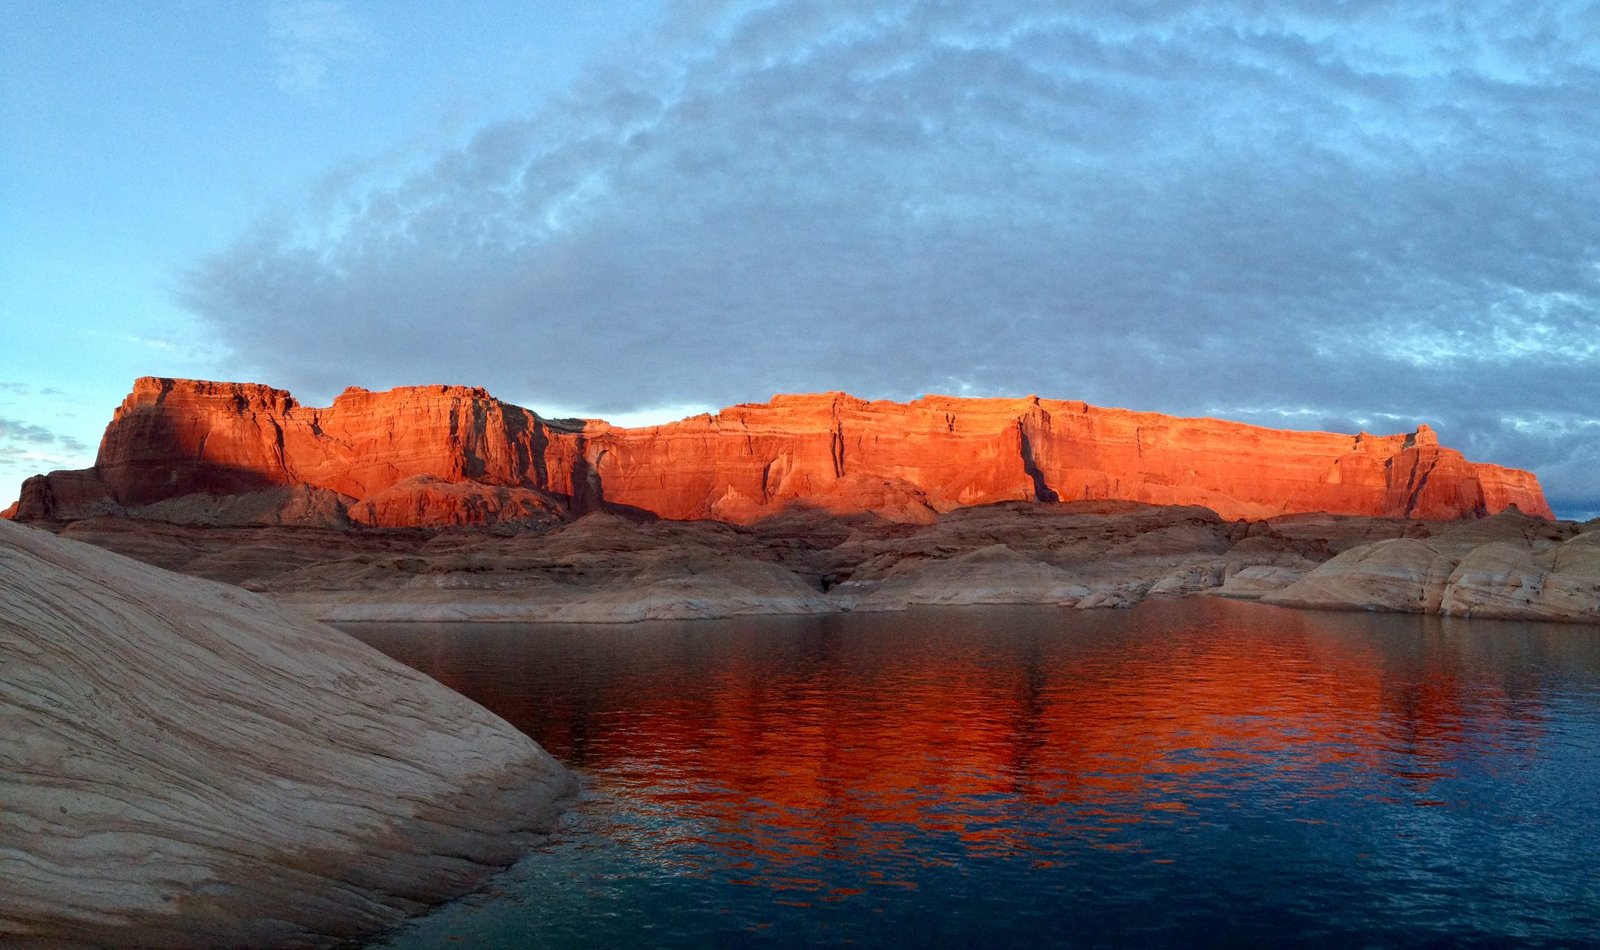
left=351, top=599, right=1600, bottom=945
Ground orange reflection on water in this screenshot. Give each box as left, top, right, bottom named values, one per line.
left=356, top=599, right=1566, bottom=880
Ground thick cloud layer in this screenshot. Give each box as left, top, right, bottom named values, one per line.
left=182, top=1, right=1600, bottom=517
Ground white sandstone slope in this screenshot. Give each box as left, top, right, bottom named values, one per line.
left=0, top=520, right=576, bottom=947
left=1262, top=519, right=1600, bottom=624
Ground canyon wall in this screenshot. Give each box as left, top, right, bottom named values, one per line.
left=10, top=377, right=1553, bottom=527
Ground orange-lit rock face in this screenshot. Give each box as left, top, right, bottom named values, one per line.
left=92, top=378, right=564, bottom=505
left=23, top=377, right=1553, bottom=526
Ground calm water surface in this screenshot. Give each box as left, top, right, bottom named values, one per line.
left=346, top=599, right=1600, bottom=948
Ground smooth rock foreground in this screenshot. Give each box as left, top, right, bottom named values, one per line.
left=0, top=520, right=576, bottom=946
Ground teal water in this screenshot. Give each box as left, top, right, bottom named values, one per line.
left=346, top=599, right=1600, bottom=948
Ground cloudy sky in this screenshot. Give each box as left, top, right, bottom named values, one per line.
left=3, top=1, right=1597, bottom=518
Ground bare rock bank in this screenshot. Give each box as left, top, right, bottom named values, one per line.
left=1260, top=511, right=1600, bottom=624
left=15, top=502, right=1597, bottom=626
left=15, top=502, right=1422, bottom=622
left=0, top=520, right=576, bottom=947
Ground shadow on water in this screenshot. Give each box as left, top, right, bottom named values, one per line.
left=348, top=599, right=1600, bottom=948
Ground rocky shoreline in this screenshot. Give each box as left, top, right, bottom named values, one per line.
left=11, top=376, right=1589, bottom=626
left=25, top=500, right=1600, bottom=627
left=3, top=497, right=1593, bottom=943
left=3, top=377, right=1590, bottom=945
left=1258, top=518, right=1600, bottom=624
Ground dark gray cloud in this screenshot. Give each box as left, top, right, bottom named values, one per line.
left=0, top=416, right=91, bottom=489
left=0, top=416, right=88, bottom=454
left=0, top=417, right=58, bottom=444
left=0, top=386, right=97, bottom=496
left=182, top=0, right=1600, bottom=517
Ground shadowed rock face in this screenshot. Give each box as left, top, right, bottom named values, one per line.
left=0, top=520, right=576, bottom=946
left=0, top=502, right=1449, bottom=624
left=15, top=500, right=1597, bottom=627
left=10, top=377, right=1552, bottom=528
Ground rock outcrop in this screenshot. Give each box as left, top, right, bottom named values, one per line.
left=0, top=520, right=576, bottom=946
left=19, top=498, right=1597, bottom=625
left=267, top=513, right=841, bottom=624
left=20, top=501, right=1404, bottom=624
left=12, top=377, right=1552, bottom=529
left=1257, top=538, right=1457, bottom=614
left=1261, top=511, right=1600, bottom=624
left=9, top=378, right=1584, bottom=626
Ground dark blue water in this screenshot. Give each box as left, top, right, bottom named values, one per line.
left=346, top=599, right=1600, bottom=948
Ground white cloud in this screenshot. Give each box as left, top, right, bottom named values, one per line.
left=1348, top=287, right=1600, bottom=369
left=269, top=0, right=371, bottom=96
left=185, top=0, right=1600, bottom=515
left=533, top=401, right=718, bottom=427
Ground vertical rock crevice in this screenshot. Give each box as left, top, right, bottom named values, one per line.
left=1017, top=422, right=1060, bottom=503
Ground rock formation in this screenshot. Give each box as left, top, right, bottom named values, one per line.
left=1259, top=511, right=1600, bottom=624
left=16, top=501, right=1394, bottom=624
left=20, top=496, right=1597, bottom=626
left=9, top=378, right=1587, bottom=627
left=0, top=520, right=576, bottom=946
left=265, top=512, right=842, bottom=624
left=12, top=377, right=1552, bottom=529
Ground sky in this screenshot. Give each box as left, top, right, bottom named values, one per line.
left=2, top=1, right=1597, bottom=519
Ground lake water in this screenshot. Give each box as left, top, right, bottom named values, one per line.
left=346, top=599, right=1600, bottom=948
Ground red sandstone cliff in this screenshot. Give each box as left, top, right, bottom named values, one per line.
left=10, top=377, right=1553, bottom=527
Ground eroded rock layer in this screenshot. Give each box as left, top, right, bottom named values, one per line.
left=0, top=520, right=576, bottom=946
left=11, top=377, right=1552, bottom=528
left=1260, top=510, right=1600, bottom=624
left=16, top=500, right=1598, bottom=626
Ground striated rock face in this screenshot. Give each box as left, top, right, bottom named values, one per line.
left=12, top=469, right=120, bottom=521
left=13, top=377, right=1552, bottom=528
left=32, top=501, right=1378, bottom=624
left=1262, top=511, right=1600, bottom=624
left=1434, top=529, right=1600, bottom=623
left=1257, top=538, right=1457, bottom=614
left=347, top=475, right=565, bottom=530
left=24, top=499, right=1597, bottom=625
left=0, top=520, right=576, bottom=946
left=267, top=513, right=841, bottom=624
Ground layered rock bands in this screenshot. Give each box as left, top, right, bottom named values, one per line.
left=8, top=377, right=1552, bottom=529
left=0, top=519, right=576, bottom=946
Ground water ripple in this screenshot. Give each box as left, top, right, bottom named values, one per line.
left=354, top=599, right=1600, bottom=948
